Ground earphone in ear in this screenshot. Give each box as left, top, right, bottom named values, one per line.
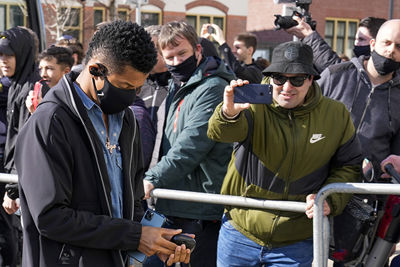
left=90, top=67, right=103, bottom=77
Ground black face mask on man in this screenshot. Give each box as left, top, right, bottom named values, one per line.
left=353, top=45, right=371, bottom=57
left=371, top=50, right=400, bottom=76
left=91, top=73, right=136, bottom=114
left=166, top=54, right=198, bottom=83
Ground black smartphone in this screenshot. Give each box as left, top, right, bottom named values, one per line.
left=233, top=84, right=273, bottom=104
left=207, top=25, right=215, bottom=34
left=171, top=234, right=196, bottom=252
left=128, top=209, right=166, bottom=262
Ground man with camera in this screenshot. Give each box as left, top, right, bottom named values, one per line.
left=201, top=23, right=263, bottom=84
left=207, top=41, right=361, bottom=266
left=14, top=21, right=191, bottom=267
left=286, top=16, right=386, bottom=73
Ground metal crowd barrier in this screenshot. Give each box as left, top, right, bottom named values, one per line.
left=313, top=182, right=400, bottom=267
left=2, top=172, right=400, bottom=266
left=0, top=173, right=17, bottom=184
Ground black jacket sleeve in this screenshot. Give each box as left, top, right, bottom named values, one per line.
left=302, top=31, right=343, bottom=74
left=218, top=43, right=263, bottom=83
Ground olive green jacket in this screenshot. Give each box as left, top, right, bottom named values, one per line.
left=207, top=80, right=362, bottom=248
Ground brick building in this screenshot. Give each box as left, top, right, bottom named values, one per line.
left=39, top=0, right=249, bottom=52
left=248, top=0, right=400, bottom=59
left=1, top=0, right=400, bottom=60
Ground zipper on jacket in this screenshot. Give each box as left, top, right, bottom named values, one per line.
left=268, top=111, right=294, bottom=247
left=128, top=111, right=137, bottom=220
left=64, top=77, right=125, bottom=267
left=356, top=86, right=375, bottom=134
left=283, top=111, right=296, bottom=198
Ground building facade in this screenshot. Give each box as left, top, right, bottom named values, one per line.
left=2, top=0, right=400, bottom=61
left=248, top=0, right=400, bottom=60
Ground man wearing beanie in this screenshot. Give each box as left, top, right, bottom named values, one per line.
left=208, top=41, right=362, bottom=266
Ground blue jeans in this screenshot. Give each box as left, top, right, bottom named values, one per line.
left=217, top=216, right=313, bottom=267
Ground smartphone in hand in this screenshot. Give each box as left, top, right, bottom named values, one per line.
left=233, top=84, right=273, bottom=104
left=207, top=25, right=215, bottom=34
left=128, top=209, right=166, bottom=263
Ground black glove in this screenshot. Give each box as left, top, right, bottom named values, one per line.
left=5, top=183, right=19, bottom=200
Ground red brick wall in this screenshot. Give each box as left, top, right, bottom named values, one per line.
left=162, top=11, right=187, bottom=23
left=225, top=15, right=247, bottom=47
left=248, top=0, right=400, bottom=38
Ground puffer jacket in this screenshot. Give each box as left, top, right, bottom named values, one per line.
left=318, top=57, right=400, bottom=177
left=145, top=56, right=235, bottom=220
left=207, top=79, right=362, bottom=248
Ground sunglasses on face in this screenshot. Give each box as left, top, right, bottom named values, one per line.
left=271, top=74, right=311, bottom=87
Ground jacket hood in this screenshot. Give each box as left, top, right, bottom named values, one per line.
left=41, top=71, right=84, bottom=120
left=351, top=56, right=400, bottom=89
left=2, top=27, right=38, bottom=85
left=185, top=56, right=235, bottom=87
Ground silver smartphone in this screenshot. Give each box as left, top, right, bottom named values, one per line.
left=128, top=209, right=166, bottom=262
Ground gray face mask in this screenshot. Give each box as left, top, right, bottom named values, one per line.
left=371, top=50, right=400, bottom=76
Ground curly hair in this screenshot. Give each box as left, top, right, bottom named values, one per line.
left=85, top=20, right=157, bottom=74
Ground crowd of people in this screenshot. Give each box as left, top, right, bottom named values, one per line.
left=0, top=14, right=399, bottom=267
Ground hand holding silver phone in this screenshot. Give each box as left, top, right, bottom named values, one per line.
left=128, top=209, right=166, bottom=262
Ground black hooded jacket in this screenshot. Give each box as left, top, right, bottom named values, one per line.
left=318, top=56, right=400, bottom=177
left=14, top=71, right=145, bottom=267
left=2, top=27, right=41, bottom=173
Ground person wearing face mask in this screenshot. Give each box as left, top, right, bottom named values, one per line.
left=13, top=21, right=192, bottom=267
left=143, top=21, right=235, bottom=267
left=318, top=19, right=400, bottom=179
left=286, top=16, right=386, bottom=73
left=318, top=20, right=400, bottom=266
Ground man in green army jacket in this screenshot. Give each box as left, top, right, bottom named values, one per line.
left=207, top=41, right=362, bottom=267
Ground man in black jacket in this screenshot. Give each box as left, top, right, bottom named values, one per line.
left=201, top=23, right=263, bottom=83
left=14, top=21, right=191, bottom=267
left=286, top=16, right=386, bottom=73
left=319, top=19, right=400, bottom=182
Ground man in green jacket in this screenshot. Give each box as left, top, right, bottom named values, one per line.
left=207, top=41, right=362, bottom=266
left=143, top=21, right=235, bottom=267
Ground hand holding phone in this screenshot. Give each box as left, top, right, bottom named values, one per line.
left=233, top=84, right=273, bottom=104
left=171, top=234, right=196, bottom=252
left=128, top=209, right=166, bottom=262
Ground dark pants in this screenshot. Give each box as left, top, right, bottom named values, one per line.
left=143, top=216, right=221, bottom=267
left=0, top=184, right=19, bottom=267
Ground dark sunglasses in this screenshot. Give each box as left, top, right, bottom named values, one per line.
left=271, top=74, right=311, bottom=87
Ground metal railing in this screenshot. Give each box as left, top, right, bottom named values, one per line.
left=3, top=172, right=400, bottom=266
left=0, top=173, right=17, bottom=184
left=313, top=182, right=400, bottom=267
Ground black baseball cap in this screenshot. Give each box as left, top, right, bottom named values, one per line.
left=262, top=41, right=320, bottom=79
left=0, top=36, right=14, bottom=55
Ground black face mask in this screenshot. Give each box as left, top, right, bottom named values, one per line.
left=92, top=77, right=136, bottom=114
left=353, top=45, right=371, bottom=57
left=371, top=50, right=400, bottom=76
left=166, top=54, right=198, bottom=83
